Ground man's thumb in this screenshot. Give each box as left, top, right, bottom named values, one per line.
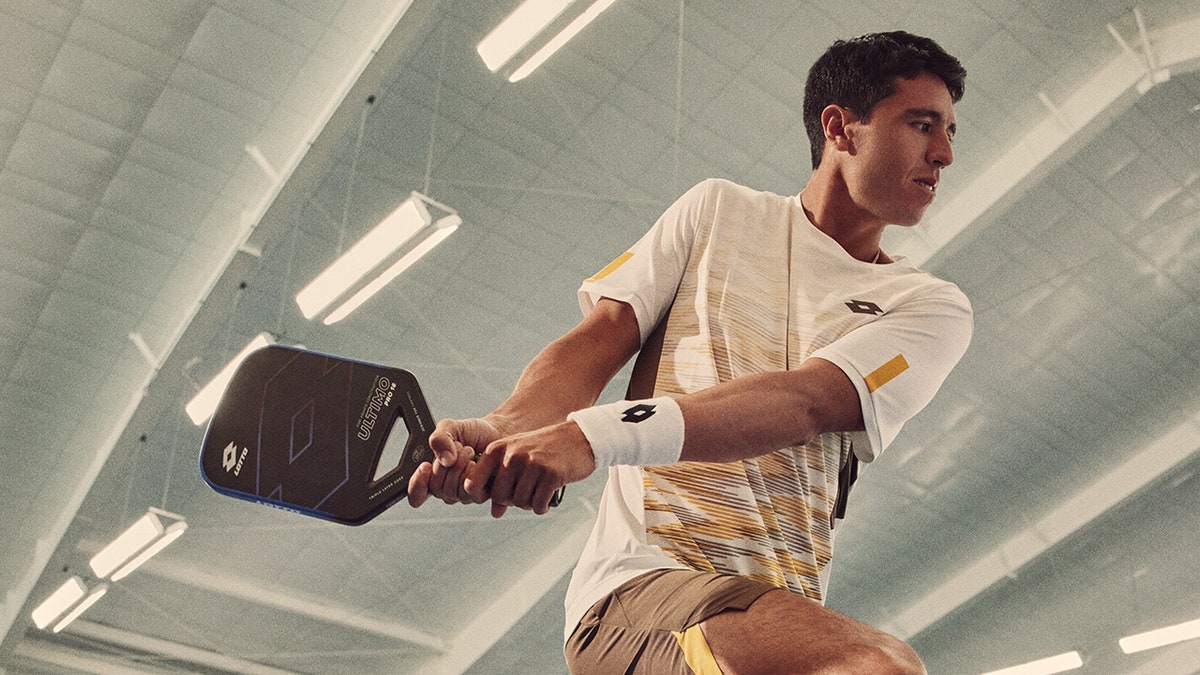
left=428, top=430, right=463, bottom=467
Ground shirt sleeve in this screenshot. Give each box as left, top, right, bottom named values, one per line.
left=809, top=284, right=973, bottom=462
left=577, top=180, right=707, bottom=344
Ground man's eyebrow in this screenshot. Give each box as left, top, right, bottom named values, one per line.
left=905, top=108, right=957, bottom=137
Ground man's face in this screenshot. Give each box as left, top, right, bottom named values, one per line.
left=840, top=72, right=957, bottom=227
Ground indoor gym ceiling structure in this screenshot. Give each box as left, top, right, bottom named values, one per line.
left=1, top=0, right=1200, bottom=673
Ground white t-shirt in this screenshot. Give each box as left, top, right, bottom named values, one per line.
left=563, top=179, right=973, bottom=639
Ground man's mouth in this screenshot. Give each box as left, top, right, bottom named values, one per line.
left=915, top=178, right=937, bottom=193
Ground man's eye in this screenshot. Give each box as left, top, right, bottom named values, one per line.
left=914, top=122, right=931, bottom=132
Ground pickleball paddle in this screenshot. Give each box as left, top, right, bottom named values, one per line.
left=199, top=344, right=562, bottom=525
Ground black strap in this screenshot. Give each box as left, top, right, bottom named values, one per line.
left=831, top=434, right=859, bottom=529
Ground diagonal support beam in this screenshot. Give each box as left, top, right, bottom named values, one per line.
left=67, top=619, right=299, bottom=675
left=15, top=637, right=165, bottom=675
left=424, top=515, right=594, bottom=674
left=882, top=412, right=1200, bottom=640
left=78, top=535, right=446, bottom=653
left=132, top=556, right=445, bottom=651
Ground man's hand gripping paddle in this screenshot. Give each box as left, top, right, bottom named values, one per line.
left=199, top=345, right=562, bottom=525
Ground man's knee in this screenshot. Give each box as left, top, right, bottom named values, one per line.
left=833, top=637, right=926, bottom=675
left=739, top=638, right=926, bottom=675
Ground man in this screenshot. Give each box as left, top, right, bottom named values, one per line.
left=409, top=31, right=971, bottom=674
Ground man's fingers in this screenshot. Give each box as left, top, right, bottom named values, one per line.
left=426, top=456, right=449, bottom=502
left=466, top=446, right=501, bottom=502
left=532, top=481, right=560, bottom=515
left=510, top=466, right=541, bottom=511
left=488, top=453, right=521, bottom=508
left=407, top=462, right=432, bottom=508
left=442, top=456, right=468, bottom=500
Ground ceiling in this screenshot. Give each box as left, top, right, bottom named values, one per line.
left=2, top=0, right=1200, bottom=673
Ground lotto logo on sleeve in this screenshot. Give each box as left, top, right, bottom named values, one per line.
left=621, top=403, right=657, bottom=423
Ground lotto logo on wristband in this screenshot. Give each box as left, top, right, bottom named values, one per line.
left=570, top=397, right=684, bottom=468
left=621, top=403, right=657, bottom=423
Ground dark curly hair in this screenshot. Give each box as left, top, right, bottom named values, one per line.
left=803, top=31, right=966, bottom=169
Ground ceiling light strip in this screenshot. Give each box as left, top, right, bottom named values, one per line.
left=88, top=514, right=165, bottom=579
left=110, top=522, right=188, bottom=582
left=979, top=651, right=1083, bottom=675
left=31, top=577, right=88, bottom=630
left=89, top=511, right=188, bottom=583
left=1119, top=617, right=1200, bottom=654
left=185, top=333, right=275, bottom=425
left=477, top=0, right=576, bottom=71
left=323, top=216, right=460, bottom=325
left=509, top=0, right=618, bottom=82
left=51, top=584, right=108, bottom=633
left=295, top=197, right=432, bottom=319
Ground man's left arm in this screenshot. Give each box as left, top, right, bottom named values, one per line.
left=471, top=357, right=861, bottom=511
left=473, top=286, right=972, bottom=512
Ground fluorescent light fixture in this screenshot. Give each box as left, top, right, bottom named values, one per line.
left=89, top=513, right=163, bottom=579
left=32, top=577, right=87, bottom=630
left=296, top=197, right=433, bottom=319
left=323, top=215, right=460, bottom=325
left=1120, top=617, right=1200, bottom=654
left=477, top=0, right=575, bottom=71
left=110, top=521, right=188, bottom=581
left=89, top=510, right=186, bottom=580
left=52, top=583, right=108, bottom=633
left=509, top=0, right=618, bottom=82
left=980, top=652, right=1083, bottom=675
left=185, top=332, right=274, bottom=425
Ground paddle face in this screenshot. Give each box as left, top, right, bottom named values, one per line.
left=200, top=345, right=433, bottom=525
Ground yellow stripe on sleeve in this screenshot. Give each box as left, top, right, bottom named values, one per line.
left=865, top=354, right=909, bottom=393
left=586, top=251, right=633, bottom=282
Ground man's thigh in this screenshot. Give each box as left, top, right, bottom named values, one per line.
left=566, top=569, right=775, bottom=674
left=701, top=589, right=926, bottom=675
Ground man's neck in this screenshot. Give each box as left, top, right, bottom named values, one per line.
left=797, top=172, right=887, bottom=264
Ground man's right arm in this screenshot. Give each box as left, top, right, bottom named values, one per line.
left=488, top=297, right=643, bottom=435
left=406, top=298, right=642, bottom=507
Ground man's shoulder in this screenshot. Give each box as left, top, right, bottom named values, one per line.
left=687, top=179, right=796, bottom=216
left=696, top=178, right=789, bottom=201
left=890, top=265, right=973, bottom=317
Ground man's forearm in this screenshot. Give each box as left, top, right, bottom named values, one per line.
left=676, top=357, right=864, bottom=463
left=488, top=299, right=642, bottom=436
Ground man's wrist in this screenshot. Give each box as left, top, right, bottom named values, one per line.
left=481, top=412, right=520, bottom=438
left=567, top=397, right=685, bottom=468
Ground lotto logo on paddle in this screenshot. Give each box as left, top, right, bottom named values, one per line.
left=222, top=442, right=248, bottom=475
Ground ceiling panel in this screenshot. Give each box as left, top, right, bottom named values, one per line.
left=3, top=1, right=1200, bottom=674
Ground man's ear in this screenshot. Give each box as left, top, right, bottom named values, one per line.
left=821, top=105, right=858, bottom=154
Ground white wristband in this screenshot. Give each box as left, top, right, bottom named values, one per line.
left=568, top=397, right=685, bottom=468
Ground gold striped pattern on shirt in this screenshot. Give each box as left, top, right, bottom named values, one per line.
left=642, top=183, right=841, bottom=603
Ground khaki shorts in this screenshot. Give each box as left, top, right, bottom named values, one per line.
left=565, top=569, right=776, bottom=674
